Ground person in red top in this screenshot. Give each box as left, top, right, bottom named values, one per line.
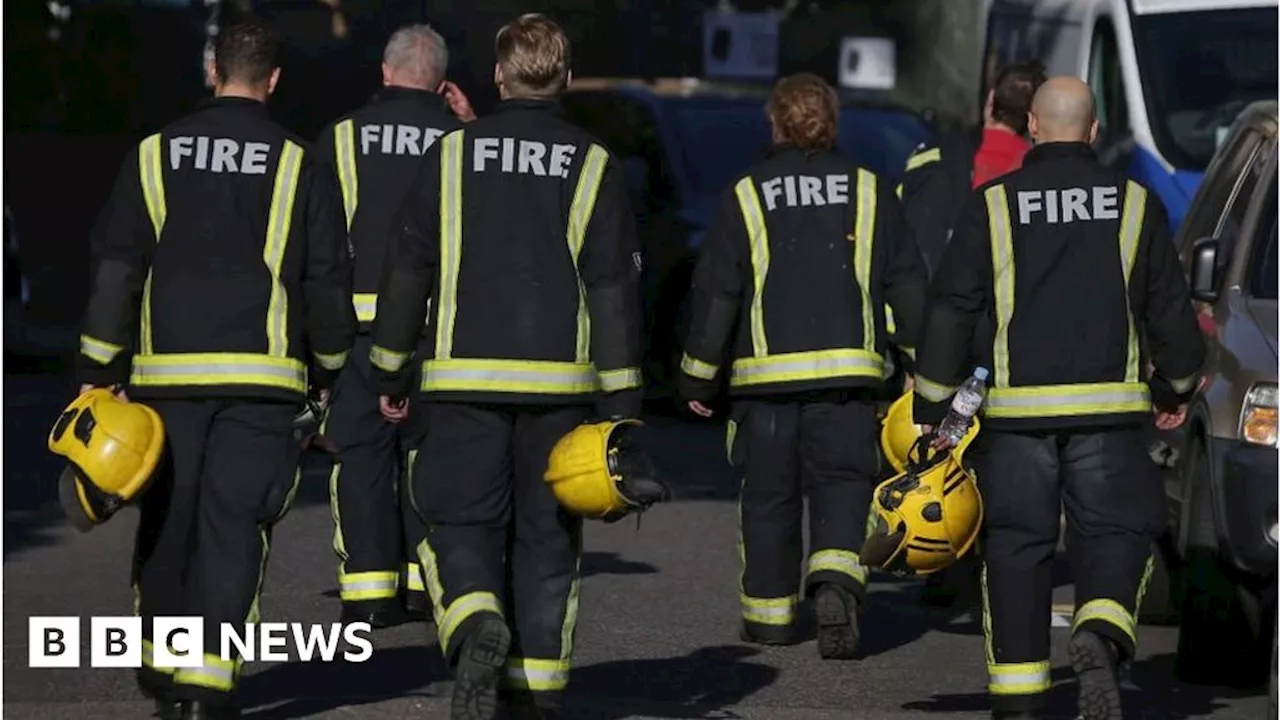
left=971, top=81, right=1036, bottom=187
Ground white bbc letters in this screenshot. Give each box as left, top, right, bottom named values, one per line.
left=153, top=616, right=204, bottom=668
left=359, top=124, right=446, bottom=156
left=29, top=617, right=80, bottom=668
left=1016, top=186, right=1121, bottom=225
left=91, top=616, right=142, bottom=668
left=760, top=174, right=851, bottom=211
left=169, top=137, right=270, bottom=174
left=473, top=138, right=576, bottom=178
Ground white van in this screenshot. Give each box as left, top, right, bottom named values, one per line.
left=981, top=0, right=1278, bottom=232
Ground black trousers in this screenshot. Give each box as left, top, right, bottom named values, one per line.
left=134, top=399, right=300, bottom=707
left=325, top=335, right=429, bottom=609
left=727, top=399, right=880, bottom=640
left=412, top=402, right=589, bottom=695
left=977, top=427, right=1163, bottom=713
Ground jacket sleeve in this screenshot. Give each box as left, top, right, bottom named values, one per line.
left=912, top=192, right=991, bottom=426
left=677, top=186, right=745, bottom=404
left=299, top=152, right=357, bottom=390
left=78, top=145, right=153, bottom=388
left=898, top=143, right=949, bottom=277
left=1136, top=193, right=1206, bottom=410
left=578, top=152, right=645, bottom=420
left=369, top=139, right=443, bottom=400
left=877, top=179, right=928, bottom=364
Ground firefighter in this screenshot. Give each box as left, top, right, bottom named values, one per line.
left=677, top=73, right=928, bottom=658
left=75, top=21, right=355, bottom=720
left=369, top=14, right=643, bottom=720
left=314, top=23, right=464, bottom=628
left=912, top=77, right=1204, bottom=720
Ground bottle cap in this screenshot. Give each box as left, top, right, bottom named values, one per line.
left=973, top=367, right=990, bottom=381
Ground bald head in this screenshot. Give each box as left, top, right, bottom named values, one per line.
left=382, top=25, right=448, bottom=91
left=1028, top=77, right=1098, bottom=144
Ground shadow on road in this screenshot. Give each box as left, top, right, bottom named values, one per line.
left=237, top=644, right=446, bottom=720
left=567, top=645, right=778, bottom=719
left=581, top=551, right=659, bottom=578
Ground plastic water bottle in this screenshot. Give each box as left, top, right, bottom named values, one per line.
left=937, top=367, right=989, bottom=448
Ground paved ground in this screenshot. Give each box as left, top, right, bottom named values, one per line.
left=3, top=372, right=1269, bottom=719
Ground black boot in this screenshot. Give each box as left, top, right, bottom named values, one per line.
left=451, top=615, right=511, bottom=720
left=152, top=699, right=182, bottom=720
left=1069, top=630, right=1123, bottom=720
left=738, top=623, right=802, bottom=646
left=179, top=700, right=241, bottom=720
left=341, top=598, right=411, bottom=629
left=814, top=583, right=860, bottom=660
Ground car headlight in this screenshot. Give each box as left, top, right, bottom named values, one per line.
left=1239, top=383, right=1278, bottom=447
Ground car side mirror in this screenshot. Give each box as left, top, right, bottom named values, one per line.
left=1189, top=236, right=1220, bottom=303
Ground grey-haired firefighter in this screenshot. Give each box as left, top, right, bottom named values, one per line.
left=912, top=77, right=1204, bottom=720
left=73, top=20, right=355, bottom=720
left=313, top=23, right=465, bottom=627
left=369, top=14, right=645, bottom=720
left=677, top=73, right=928, bottom=659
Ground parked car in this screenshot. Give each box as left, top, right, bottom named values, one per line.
left=1144, top=100, right=1277, bottom=686
left=560, top=77, right=935, bottom=397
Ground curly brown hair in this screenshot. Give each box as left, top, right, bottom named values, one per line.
left=767, top=73, right=838, bottom=153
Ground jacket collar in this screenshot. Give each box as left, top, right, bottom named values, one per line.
left=374, top=85, right=448, bottom=110
left=493, top=97, right=565, bottom=118
left=1023, top=141, right=1096, bottom=166
left=197, top=96, right=269, bottom=117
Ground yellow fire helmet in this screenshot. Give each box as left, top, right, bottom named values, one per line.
left=861, top=426, right=984, bottom=577
left=47, top=389, right=165, bottom=532
left=881, top=391, right=924, bottom=474
left=544, top=419, right=670, bottom=521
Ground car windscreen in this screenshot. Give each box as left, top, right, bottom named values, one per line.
left=1133, top=8, right=1278, bottom=171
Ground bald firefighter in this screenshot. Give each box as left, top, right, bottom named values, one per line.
left=913, top=77, right=1204, bottom=720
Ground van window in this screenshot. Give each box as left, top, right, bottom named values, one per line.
left=1250, top=171, right=1277, bottom=300
left=1088, top=20, right=1128, bottom=145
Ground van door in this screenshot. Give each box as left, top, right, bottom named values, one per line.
left=1087, top=15, right=1132, bottom=169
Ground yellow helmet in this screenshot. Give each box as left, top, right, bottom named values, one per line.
left=861, top=428, right=983, bottom=576
left=47, top=389, right=165, bottom=532
left=544, top=420, right=670, bottom=521
left=880, top=391, right=981, bottom=473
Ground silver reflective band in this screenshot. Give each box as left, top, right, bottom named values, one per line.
left=989, top=670, right=1050, bottom=688
left=314, top=350, right=348, bottom=371
left=599, top=367, right=641, bottom=392
left=1170, top=374, right=1199, bottom=394
left=915, top=375, right=957, bottom=402
left=731, top=351, right=883, bottom=384
left=507, top=665, right=568, bottom=683
left=986, top=383, right=1150, bottom=417
left=80, top=335, right=123, bottom=364
left=422, top=362, right=597, bottom=392
left=681, top=353, right=718, bottom=380
left=370, top=345, right=409, bottom=372
left=807, top=550, right=868, bottom=583
left=341, top=579, right=395, bottom=593
left=352, top=294, right=378, bottom=322
left=132, top=356, right=306, bottom=386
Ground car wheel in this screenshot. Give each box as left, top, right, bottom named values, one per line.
left=1174, top=437, right=1270, bottom=687
left=1138, top=534, right=1181, bottom=626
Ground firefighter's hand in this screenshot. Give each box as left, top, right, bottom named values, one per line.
left=687, top=400, right=714, bottom=418
left=379, top=395, right=408, bottom=424
left=440, top=81, right=477, bottom=122
left=81, top=383, right=127, bottom=401
left=1154, top=404, right=1188, bottom=431
left=902, top=374, right=915, bottom=393
left=318, top=389, right=330, bottom=405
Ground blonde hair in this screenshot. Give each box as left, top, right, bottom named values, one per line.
left=494, top=13, right=571, bottom=97
left=767, top=73, right=839, bottom=153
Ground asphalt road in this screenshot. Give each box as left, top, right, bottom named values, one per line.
left=3, top=372, right=1269, bottom=719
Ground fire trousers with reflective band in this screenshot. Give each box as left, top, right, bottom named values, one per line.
left=728, top=398, right=880, bottom=640
left=977, top=427, right=1162, bottom=713
left=133, top=400, right=300, bottom=707
left=413, top=403, right=589, bottom=695
left=326, top=335, right=429, bottom=609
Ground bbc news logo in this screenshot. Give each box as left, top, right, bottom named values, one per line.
left=29, top=617, right=374, bottom=668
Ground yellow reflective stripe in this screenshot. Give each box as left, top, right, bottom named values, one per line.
left=986, top=184, right=1014, bottom=388
left=906, top=147, right=941, bottom=171
left=1119, top=181, right=1146, bottom=383
left=598, top=367, right=641, bottom=392
left=915, top=375, right=957, bottom=402
left=1169, top=374, right=1199, bottom=394
left=987, top=660, right=1051, bottom=696
left=895, top=183, right=903, bottom=199
left=505, top=657, right=570, bottom=692
left=265, top=141, right=304, bottom=358
left=981, top=563, right=995, bottom=665
left=422, top=358, right=598, bottom=394
left=417, top=536, right=448, bottom=631
left=130, top=352, right=307, bottom=393
left=806, top=548, right=868, bottom=585
left=725, top=419, right=737, bottom=463
left=854, top=169, right=877, bottom=350
left=729, top=349, right=883, bottom=387
left=734, top=177, right=770, bottom=357
left=404, top=562, right=425, bottom=592
left=334, top=119, right=358, bottom=230
left=80, top=334, right=123, bottom=364
left=568, top=144, right=609, bottom=364
left=141, top=639, right=174, bottom=675
left=681, top=352, right=718, bottom=381
left=900, top=346, right=915, bottom=360
left=885, top=303, right=896, bottom=336
left=1135, top=553, right=1155, bottom=613
left=438, top=591, right=503, bottom=656
left=370, top=345, right=409, bottom=372
left=353, top=293, right=377, bottom=323
left=1072, top=598, right=1137, bottom=645
left=174, top=652, right=238, bottom=691
left=138, top=133, right=166, bottom=356
left=985, top=382, right=1150, bottom=418
left=740, top=593, right=797, bottom=626
left=314, top=350, right=348, bottom=371
left=339, top=570, right=398, bottom=601
left=435, top=131, right=465, bottom=360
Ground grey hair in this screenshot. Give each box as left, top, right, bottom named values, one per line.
left=383, top=24, right=448, bottom=89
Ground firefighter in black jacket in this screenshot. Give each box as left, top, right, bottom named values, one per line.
left=370, top=14, right=642, bottom=720
left=678, top=74, right=928, bottom=659
left=75, top=21, right=355, bottom=720
left=912, top=77, right=1204, bottom=720
left=314, top=23, right=464, bottom=627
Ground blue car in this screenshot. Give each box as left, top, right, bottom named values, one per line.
left=561, top=78, right=934, bottom=394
